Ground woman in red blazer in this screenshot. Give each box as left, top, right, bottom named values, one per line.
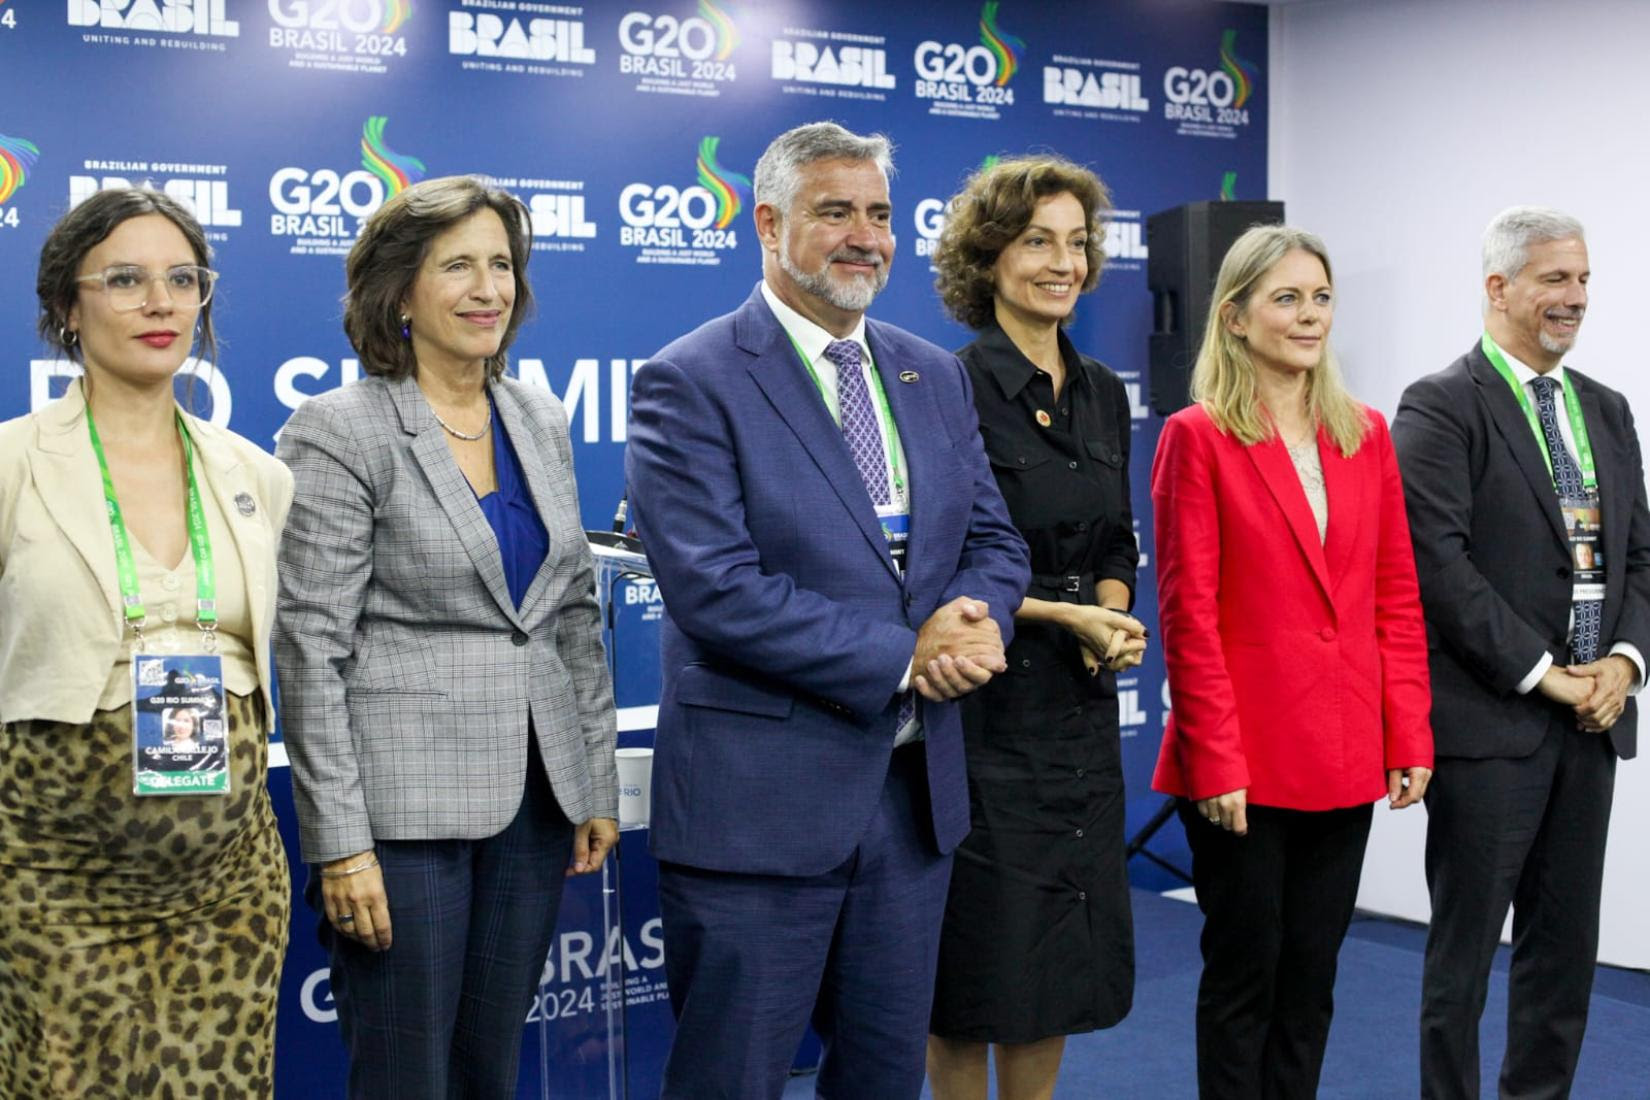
left=1151, top=225, right=1433, bottom=1099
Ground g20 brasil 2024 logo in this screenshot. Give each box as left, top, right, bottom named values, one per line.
left=620, top=136, right=749, bottom=255
left=617, top=0, right=739, bottom=87
left=1164, top=28, right=1259, bottom=127
left=269, top=117, right=425, bottom=245
left=0, top=133, right=41, bottom=207
left=915, top=2, right=1024, bottom=113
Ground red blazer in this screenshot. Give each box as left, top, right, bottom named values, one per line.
left=1150, top=404, right=1432, bottom=810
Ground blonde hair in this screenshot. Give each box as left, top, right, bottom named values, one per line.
left=1190, top=224, right=1367, bottom=455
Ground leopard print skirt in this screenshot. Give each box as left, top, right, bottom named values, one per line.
left=0, top=691, right=289, bottom=1098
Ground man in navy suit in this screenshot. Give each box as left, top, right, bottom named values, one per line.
left=626, top=122, right=1030, bottom=1099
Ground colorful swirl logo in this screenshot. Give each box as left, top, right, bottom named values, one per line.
left=696, top=136, right=751, bottom=231
left=1219, top=29, right=1259, bottom=109
left=978, top=1, right=1024, bottom=87
left=380, top=0, right=410, bottom=34
left=360, top=116, right=426, bottom=196
left=0, top=133, right=41, bottom=205
left=697, top=0, right=737, bottom=62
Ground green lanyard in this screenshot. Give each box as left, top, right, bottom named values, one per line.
left=1482, top=332, right=1597, bottom=492
left=784, top=330, right=907, bottom=496
left=86, top=408, right=218, bottom=649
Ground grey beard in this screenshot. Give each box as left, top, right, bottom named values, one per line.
left=778, top=240, right=888, bottom=314
left=1539, top=323, right=1581, bottom=355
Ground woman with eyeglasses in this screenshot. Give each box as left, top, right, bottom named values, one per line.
left=0, top=188, right=292, bottom=1097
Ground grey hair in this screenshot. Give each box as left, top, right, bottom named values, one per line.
left=1482, top=206, right=1586, bottom=282
left=752, top=122, right=894, bottom=219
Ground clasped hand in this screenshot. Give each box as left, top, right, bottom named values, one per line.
left=1062, top=605, right=1149, bottom=673
left=912, top=597, right=1006, bottom=701
left=1539, top=655, right=1635, bottom=732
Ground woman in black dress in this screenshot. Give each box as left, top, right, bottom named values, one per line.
left=927, top=156, right=1146, bottom=1100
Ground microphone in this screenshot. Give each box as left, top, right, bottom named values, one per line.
left=612, top=493, right=629, bottom=534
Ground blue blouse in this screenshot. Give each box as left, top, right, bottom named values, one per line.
left=476, top=394, right=550, bottom=609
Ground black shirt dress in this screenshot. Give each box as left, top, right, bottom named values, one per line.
left=929, top=322, right=1138, bottom=1043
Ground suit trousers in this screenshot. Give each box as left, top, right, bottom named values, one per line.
left=657, top=741, right=952, bottom=1100
left=313, top=737, right=575, bottom=1100
left=1179, top=799, right=1373, bottom=1100
left=1420, top=715, right=1616, bottom=1100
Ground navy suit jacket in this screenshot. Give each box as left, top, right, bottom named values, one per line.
left=626, top=285, right=1029, bottom=876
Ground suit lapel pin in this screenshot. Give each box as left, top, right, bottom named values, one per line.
left=234, top=492, right=257, bottom=517
left=1035, top=409, right=1052, bottom=428
left=899, top=370, right=920, bottom=384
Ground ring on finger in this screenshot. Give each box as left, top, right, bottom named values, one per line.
left=338, top=913, right=356, bottom=924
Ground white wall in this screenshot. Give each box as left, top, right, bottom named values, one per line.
left=1269, top=0, right=1650, bottom=969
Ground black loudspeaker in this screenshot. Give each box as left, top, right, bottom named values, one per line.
left=1147, top=200, right=1285, bottom=415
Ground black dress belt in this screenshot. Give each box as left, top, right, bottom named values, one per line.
left=1027, top=572, right=1094, bottom=599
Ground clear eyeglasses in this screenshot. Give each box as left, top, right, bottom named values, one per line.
left=75, top=265, right=219, bottom=312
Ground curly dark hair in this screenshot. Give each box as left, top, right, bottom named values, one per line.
left=36, top=187, right=217, bottom=367
left=933, top=156, right=1110, bottom=330
left=344, top=175, right=534, bottom=381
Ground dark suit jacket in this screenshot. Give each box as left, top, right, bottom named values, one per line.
left=625, top=285, right=1030, bottom=876
left=1392, top=342, right=1650, bottom=759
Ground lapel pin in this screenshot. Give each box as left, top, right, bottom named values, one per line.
left=234, top=492, right=257, bottom=517
left=1035, top=409, right=1052, bottom=428
left=899, top=370, right=920, bottom=384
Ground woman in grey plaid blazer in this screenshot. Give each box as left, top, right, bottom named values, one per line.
left=273, top=177, right=618, bottom=1099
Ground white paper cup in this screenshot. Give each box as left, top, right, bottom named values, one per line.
left=615, top=747, right=654, bottom=830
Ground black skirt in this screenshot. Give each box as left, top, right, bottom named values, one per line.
left=929, top=620, right=1135, bottom=1043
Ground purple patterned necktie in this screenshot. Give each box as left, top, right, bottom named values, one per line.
left=823, top=340, right=891, bottom=507
left=1532, top=375, right=1601, bottom=663
left=822, top=340, right=916, bottom=735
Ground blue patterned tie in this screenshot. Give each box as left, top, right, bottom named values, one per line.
left=823, top=340, right=891, bottom=507
left=1532, top=376, right=1601, bottom=663
left=822, top=340, right=916, bottom=735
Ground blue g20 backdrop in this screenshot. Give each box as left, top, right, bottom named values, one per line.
left=0, top=0, right=1266, bottom=1093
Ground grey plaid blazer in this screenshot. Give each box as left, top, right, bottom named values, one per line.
left=273, top=374, right=617, bottom=864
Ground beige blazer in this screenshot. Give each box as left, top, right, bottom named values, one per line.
left=0, top=380, right=293, bottom=725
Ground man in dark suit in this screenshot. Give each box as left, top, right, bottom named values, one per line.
left=625, top=122, right=1029, bottom=1099
left=1393, top=206, right=1650, bottom=1100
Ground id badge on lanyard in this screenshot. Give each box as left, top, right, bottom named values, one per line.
left=87, top=405, right=230, bottom=796
left=132, top=653, right=228, bottom=795
left=878, top=507, right=910, bottom=576
left=1561, top=496, right=1606, bottom=603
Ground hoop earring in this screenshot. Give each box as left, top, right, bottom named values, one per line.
left=399, top=314, right=411, bottom=340
left=60, top=325, right=78, bottom=347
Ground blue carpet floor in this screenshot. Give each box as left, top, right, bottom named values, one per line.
left=781, top=889, right=1650, bottom=1098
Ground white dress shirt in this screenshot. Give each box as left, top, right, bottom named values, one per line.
left=759, top=281, right=922, bottom=741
